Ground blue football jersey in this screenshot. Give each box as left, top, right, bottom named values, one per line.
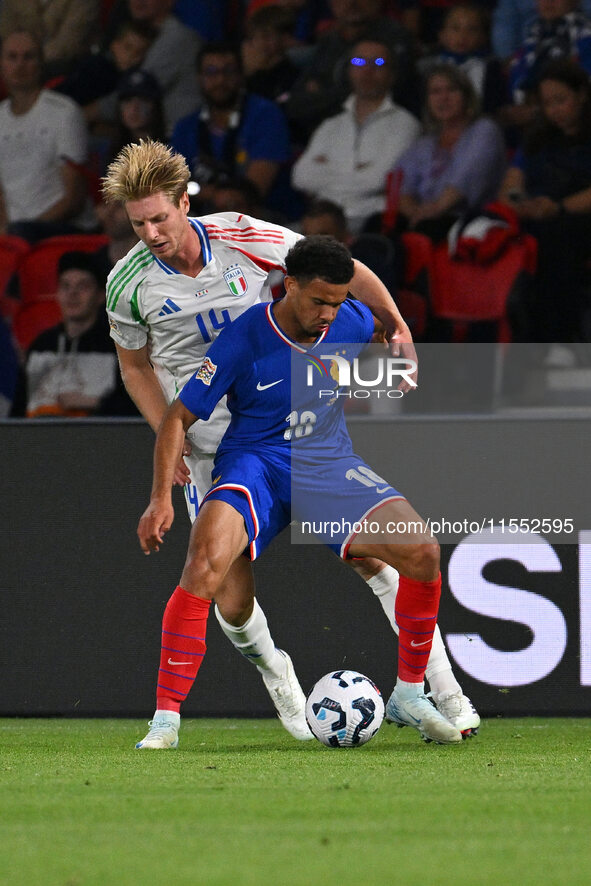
left=179, top=298, right=374, bottom=460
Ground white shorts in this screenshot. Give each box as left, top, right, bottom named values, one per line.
left=182, top=448, right=216, bottom=523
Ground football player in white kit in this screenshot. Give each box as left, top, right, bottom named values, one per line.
left=102, top=140, right=479, bottom=749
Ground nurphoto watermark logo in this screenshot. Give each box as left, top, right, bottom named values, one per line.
left=306, top=352, right=417, bottom=401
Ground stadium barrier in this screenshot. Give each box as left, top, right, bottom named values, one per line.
left=1, top=418, right=589, bottom=717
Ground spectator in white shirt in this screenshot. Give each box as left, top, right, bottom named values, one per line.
left=0, top=29, right=95, bottom=241
left=291, top=38, right=420, bottom=234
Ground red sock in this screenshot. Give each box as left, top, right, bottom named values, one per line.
left=156, top=585, right=211, bottom=713
left=395, top=573, right=442, bottom=683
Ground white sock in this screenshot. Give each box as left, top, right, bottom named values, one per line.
left=154, top=709, right=180, bottom=726
left=425, top=663, right=462, bottom=700
left=367, top=565, right=462, bottom=700
left=366, top=564, right=398, bottom=630
left=395, top=678, right=423, bottom=699
left=215, top=598, right=285, bottom=677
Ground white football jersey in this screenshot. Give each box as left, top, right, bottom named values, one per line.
left=107, top=212, right=301, bottom=451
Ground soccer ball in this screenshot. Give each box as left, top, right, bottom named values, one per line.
left=305, top=670, right=385, bottom=748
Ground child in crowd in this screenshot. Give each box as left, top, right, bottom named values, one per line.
left=419, top=3, right=506, bottom=114
left=241, top=5, right=300, bottom=105
left=56, top=20, right=156, bottom=112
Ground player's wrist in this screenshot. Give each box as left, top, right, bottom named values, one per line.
left=389, top=323, right=411, bottom=342
left=150, top=489, right=173, bottom=505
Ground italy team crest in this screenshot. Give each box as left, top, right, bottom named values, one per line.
left=223, top=265, right=248, bottom=296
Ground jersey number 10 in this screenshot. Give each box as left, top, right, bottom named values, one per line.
left=284, top=410, right=317, bottom=440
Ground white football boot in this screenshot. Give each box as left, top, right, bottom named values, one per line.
left=135, top=711, right=180, bottom=749
left=261, top=650, right=313, bottom=740
left=386, top=685, right=462, bottom=744
left=433, top=690, right=480, bottom=738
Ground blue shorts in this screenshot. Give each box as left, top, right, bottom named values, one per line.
left=202, top=448, right=405, bottom=560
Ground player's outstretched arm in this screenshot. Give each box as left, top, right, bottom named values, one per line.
left=349, top=260, right=418, bottom=392
left=138, top=399, right=198, bottom=554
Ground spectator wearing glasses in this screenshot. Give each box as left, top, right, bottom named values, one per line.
left=170, top=42, right=291, bottom=210
left=292, top=39, right=420, bottom=233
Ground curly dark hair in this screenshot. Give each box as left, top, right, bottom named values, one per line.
left=284, top=236, right=355, bottom=285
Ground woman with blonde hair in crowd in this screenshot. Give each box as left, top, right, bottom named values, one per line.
left=393, top=63, right=506, bottom=241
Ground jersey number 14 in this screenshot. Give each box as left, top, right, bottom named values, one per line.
left=195, top=308, right=232, bottom=343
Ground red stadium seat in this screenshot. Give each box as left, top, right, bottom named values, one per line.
left=13, top=299, right=62, bottom=351
left=397, top=233, right=433, bottom=340
left=0, top=235, right=30, bottom=290
left=429, top=235, right=538, bottom=342
left=18, top=234, right=109, bottom=303
left=402, top=232, right=432, bottom=283
left=381, top=169, right=404, bottom=235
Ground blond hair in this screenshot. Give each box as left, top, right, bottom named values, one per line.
left=101, top=139, right=190, bottom=206
left=423, top=63, right=481, bottom=132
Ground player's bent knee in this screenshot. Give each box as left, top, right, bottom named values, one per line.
left=182, top=540, right=234, bottom=596
left=405, top=541, right=440, bottom=582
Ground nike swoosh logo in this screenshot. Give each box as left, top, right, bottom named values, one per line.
left=376, top=486, right=390, bottom=493
left=257, top=379, right=283, bottom=390
left=410, top=639, right=432, bottom=647
left=168, top=658, right=193, bottom=665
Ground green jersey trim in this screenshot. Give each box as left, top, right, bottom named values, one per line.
left=130, top=278, right=147, bottom=326
left=107, top=249, right=153, bottom=311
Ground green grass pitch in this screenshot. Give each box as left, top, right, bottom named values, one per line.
left=1, top=717, right=590, bottom=886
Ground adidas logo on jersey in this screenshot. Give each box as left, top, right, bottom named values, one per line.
left=158, top=298, right=182, bottom=316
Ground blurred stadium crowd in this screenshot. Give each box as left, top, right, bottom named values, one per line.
left=1, top=0, right=591, bottom=417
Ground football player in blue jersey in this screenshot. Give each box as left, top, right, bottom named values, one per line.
left=107, top=142, right=479, bottom=750
left=137, top=236, right=466, bottom=745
